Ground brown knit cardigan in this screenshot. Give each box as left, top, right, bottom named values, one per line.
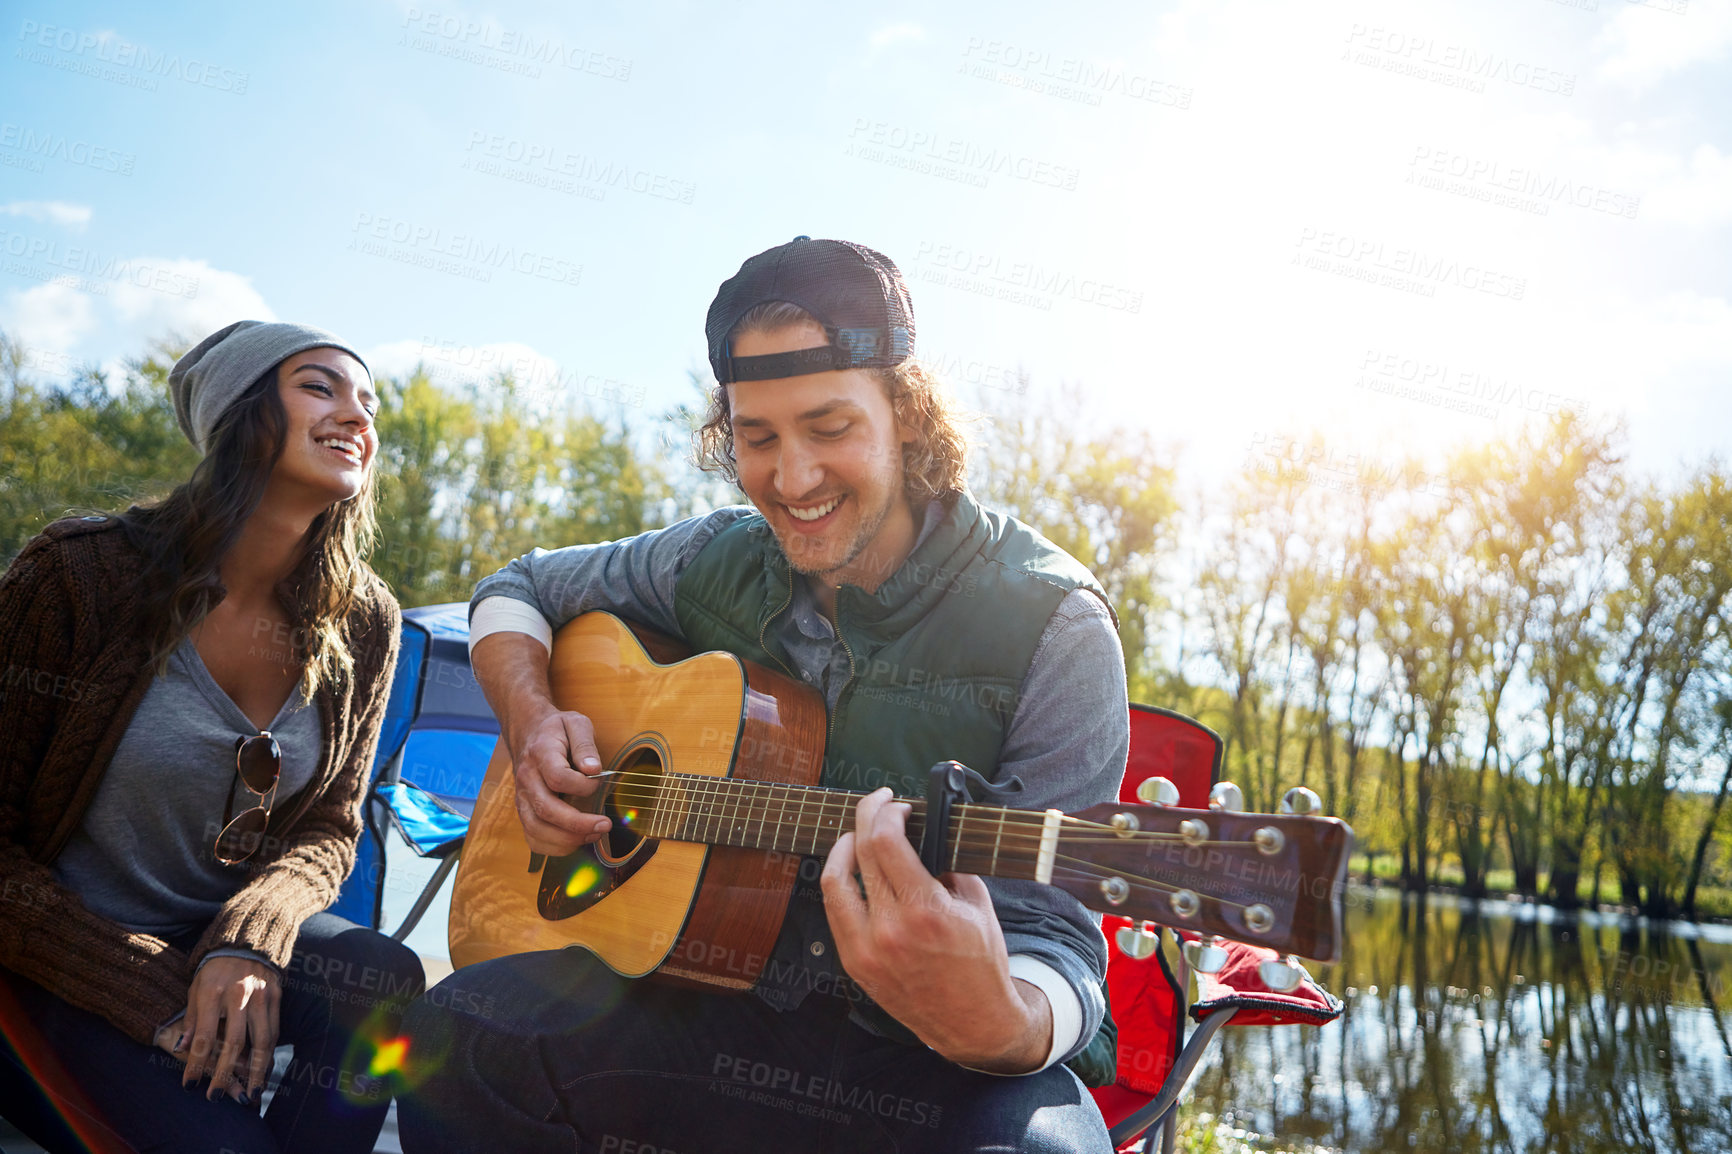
left=0, top=515, right=400, bottom=1045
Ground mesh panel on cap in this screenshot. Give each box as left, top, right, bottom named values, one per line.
left=705, top=237, right=915, bottom=383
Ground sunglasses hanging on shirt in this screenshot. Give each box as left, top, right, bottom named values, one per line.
left=215, top=731, right=281, bottom=866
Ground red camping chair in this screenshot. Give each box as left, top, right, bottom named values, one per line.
left=1094, top=706, right=1344, bottom=1152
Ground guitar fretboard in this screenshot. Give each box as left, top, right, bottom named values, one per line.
left=617, top=771, right=1045, bottom=881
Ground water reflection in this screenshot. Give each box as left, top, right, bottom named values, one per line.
left=1186, top=887, right=1732, bottom=1153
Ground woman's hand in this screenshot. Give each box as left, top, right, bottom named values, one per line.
left=176, top=956, right=282, bottom=1102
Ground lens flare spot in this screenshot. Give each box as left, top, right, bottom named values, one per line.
left=621, top=809, right=638, bottom=825
left=565, top=860, right=602, bottom=897
left=368, top=1036, right=409, bottom=1078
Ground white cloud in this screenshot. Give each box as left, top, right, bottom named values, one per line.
left=1641, top=142, right=1732, bottom=225
left=868, top=22, right=925, bottom=50
left=1, top=201, right=94, bottom=230
left=364, top=335, right=649, bottom=413
left=0, top=256, right=272, bottom=381
left=366, top=337, right=554, bottom=386
left=1627, top=291, right=1732, bottom=366
left=2, top=281, right=98, bottom=356
left=1596, top=0, right=1732, bottom=90
left=366, top=335, right=578, bottom=406
left=1514, top=290, right=1732, bottom=430
left=108, top=258, right=273, bottom=343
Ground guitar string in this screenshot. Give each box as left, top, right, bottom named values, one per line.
left=582, top=775, right=1308, bottom=923
left=1044, top=859, right=1261, bottom=913
left=596, top=778, right=1280, bottom=851
left=555, top=773, right=1310, bottom=931
left=597, top=769, right=1224, bottom=835
left=601, top=783, right=1266, bottom=853
left=593, top=775, right=1285, bottom=853
left=588, top=772, right=1295, bottom=862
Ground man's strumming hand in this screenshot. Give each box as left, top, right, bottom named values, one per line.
left=471, top=631, right=610, bottom=856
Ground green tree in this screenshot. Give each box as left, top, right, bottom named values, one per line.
left=970, top=384, right=1176, bottom=698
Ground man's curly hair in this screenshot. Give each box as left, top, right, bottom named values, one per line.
left=693, top=302, right=969, bottom=503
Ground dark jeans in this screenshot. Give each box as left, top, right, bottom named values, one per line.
left=0, top=912, right=425, bottom=1154
left=396, top=948, right=1111, bottom=1154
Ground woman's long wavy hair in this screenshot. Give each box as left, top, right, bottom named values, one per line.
left=693, top=301, right=970, bottom=503
left=120, top=364, right=380, bottom=699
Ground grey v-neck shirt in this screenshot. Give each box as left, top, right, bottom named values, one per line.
left=52, top=636, right=321, bottom=937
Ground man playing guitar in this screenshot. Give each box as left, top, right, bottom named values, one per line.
left=399, top=236, right=1130, bottom=1153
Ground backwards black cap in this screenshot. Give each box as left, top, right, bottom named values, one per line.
left=706, top=236, right=916, bottom=384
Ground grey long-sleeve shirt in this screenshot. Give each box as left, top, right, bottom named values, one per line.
left=468, top=501, right=1130, bottom=1068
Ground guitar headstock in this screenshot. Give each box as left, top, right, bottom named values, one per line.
left=1051, top=786, right=1353, bottom=962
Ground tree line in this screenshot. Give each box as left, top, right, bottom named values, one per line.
left=3, top=333, right=1727, bottom=919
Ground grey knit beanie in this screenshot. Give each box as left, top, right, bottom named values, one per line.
left=169, top=320, right=370, bottom=454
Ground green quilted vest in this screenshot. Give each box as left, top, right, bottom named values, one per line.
left=673, top=490, right=1108, bottom=793
left=673, top=491, right=1120, bottom=1085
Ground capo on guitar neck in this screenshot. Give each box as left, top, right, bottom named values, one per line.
left=919, top=761, right=1024, bottom=877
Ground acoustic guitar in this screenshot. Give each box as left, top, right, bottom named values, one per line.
left=448, top=612, right=1354, bottom=988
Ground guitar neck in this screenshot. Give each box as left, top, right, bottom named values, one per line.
left=623, top=771, right=1045, bottom=882
left=603, top=767, right=1354, bottom=963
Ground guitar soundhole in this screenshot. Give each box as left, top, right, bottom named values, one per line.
left=597, top=745, right=663, bottom=867
left=535, top=740, right=666, bottom=921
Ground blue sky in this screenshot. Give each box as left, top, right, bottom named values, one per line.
left=4, top=0, right=1729, bottom=487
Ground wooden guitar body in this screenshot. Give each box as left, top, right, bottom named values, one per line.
left=447, top=612, right=827, bottom=988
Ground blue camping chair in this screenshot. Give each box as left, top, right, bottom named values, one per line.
left=330, top=603, right=497, bottom=937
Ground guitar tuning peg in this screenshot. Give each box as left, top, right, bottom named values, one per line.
left=1183, top=935, right=1227, bottom=975
left=1258, top=955, right=1308, bottom=993
left=1135, top=776, right=1180, bottom=806
left=1115, top=923, right=1160, bottom=960
left=1208, top=782, right=1244, bottom=812
left=1281, top=786, right=1322, bottom=817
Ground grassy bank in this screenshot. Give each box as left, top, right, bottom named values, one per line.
left=1170, top=1110, right=1333, bottom=1154
left=1348, top=853, right=1732, bottom=921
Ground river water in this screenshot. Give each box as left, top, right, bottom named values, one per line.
left=1185, top=886, right=1732, bottom=1153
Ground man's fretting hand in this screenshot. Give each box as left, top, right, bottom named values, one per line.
left=820, top=788, right=1053, bottom=1073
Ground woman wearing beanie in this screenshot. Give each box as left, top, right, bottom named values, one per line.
left=0, top=321, right=423, bottom=1154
